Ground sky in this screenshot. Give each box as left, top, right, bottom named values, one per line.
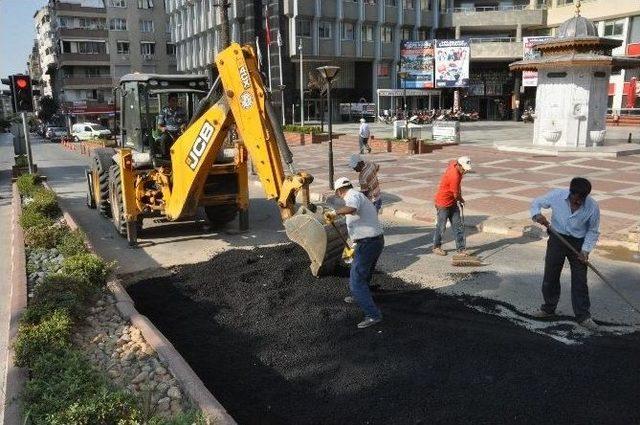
left=0, top=0, right=48, bottom=78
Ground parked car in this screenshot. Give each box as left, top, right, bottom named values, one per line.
left=45, top=126, right=68, bottom=142
left=71, top=122, right=111, bottom=141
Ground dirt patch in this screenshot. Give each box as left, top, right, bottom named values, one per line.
left=126, top=244, right=640, bottom=425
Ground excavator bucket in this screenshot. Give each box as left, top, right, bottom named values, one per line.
left=284, top=205, right=349, bottom=277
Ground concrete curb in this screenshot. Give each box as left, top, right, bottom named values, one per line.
left=49, top=186, right=237, bottom=425
left=2, top=184, right=28, bottom=425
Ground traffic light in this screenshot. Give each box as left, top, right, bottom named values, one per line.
left=9, top=74, right=34, bottom=113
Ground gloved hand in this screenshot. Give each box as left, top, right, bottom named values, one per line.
left=342, top=246, right=354, bottom=263
left=324, top=210, right=337, bottom=223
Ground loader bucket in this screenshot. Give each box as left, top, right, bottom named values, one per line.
left=284, top=205, right=349, bottom=277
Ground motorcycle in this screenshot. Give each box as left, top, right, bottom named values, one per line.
left=522, top=107, right=535, bottom=123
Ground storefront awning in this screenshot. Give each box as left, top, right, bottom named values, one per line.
left=376, top=89, right=442, bottom=97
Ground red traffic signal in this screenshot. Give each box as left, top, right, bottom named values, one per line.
left=9, top=74, right=33, bottom=113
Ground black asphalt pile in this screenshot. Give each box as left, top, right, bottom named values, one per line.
left=127, top=245, right=640, bottom=425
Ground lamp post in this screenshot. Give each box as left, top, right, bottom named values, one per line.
left=317, top=65, right=340, bottom=190
left=298, top=39, right=304, bottom=126
left=397, top=69, right=409, bottom=139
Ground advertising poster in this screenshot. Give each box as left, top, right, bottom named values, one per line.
left=434, top=39, right=470, bottom=88
left=522, top=36, right=553, bottom=87
left=400, top=40, right=435, bottom=89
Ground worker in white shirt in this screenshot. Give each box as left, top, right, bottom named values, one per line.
left=358, top=118, right=372, bottom=154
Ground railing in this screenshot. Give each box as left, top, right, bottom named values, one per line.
left=447, top=4, right=546, bottom=13
left=608, top=108, right=640, bottom=116
left=468, top=37, right=518, bottom=43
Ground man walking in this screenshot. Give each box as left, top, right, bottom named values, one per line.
left=530, top=177, right=600, bottom=330
left=349, top=154, right=382, bottom=212
left=325, top=177, right=384, bottom=329
left=432, top=156, right=471, bottom=256
left=358, top=118, right=372, bottom=154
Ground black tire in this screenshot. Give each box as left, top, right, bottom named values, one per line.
left=91, top=148, right=115, bottom=217
left=204, top=205, right=238, bottom=228
left=108, top=164, right=127, bottom=236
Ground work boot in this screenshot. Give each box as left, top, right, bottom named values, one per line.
left=456, top=249, right=470, bottom=256
left=433, top=247, right=447, bottom=256
left=344, top=296, right=355, bottom=304
left=357, top=316, right=382, bottom=329
left=532, top=309, right=556, bottom=319
left=579, top=317, right=599, bottom=331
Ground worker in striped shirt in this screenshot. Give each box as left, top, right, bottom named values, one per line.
left=349, top=154, right=382, bottom=212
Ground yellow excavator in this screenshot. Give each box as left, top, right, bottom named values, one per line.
left=85, top=43, right=347, bottom=276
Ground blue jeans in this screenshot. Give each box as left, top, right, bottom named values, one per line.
left=433, top=205, right=465, bottom=250
left=350, top=235, right=384, bottom=320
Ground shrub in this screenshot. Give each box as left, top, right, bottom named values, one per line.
left=16, top=173, right=40, bottom=196
left=24, top=225, right=65, bottom=249
left=60, top=253, right=110, bottom=288
left=28, top=188, right=60, bottom=218
left=19, top=207, right=54, bottom=230
left=15, top=155, right=30, bottom=168
left=14, top=309, right=72, bottom=368
left=47, top=388, right=140, bottom=425
left=58, top=229, right=88, bottom=257
left=22, top=275, right=92, bottom=325
left=283, top=124, right=322, bottom=135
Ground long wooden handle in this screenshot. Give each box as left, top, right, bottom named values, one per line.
left=547, top=225, right=640, bottom=315
left=330, top=221, right=350, bottom=248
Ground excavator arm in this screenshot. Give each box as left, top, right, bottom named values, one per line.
left=163, top=43, right=346, bottom=276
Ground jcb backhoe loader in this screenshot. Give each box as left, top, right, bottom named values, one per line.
left=85, top=43, right=347, bottom=276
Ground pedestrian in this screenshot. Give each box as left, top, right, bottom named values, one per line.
left=325, top=177, right=384, bottom=329
left=530, top=177, right=600, bottom=330
left=358, top=118, right=372, bottom=154
left=349, top=153, right=382, bottom=212
left=432, top=156, right=472, bottom=256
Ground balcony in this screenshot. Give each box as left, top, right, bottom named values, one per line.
left=450, top=5, right=546, bottom=29
left=403, top=9, right=416, bottom=26
left=58, top=27, right=107, bottom=38
left=319, top=39, right=334, bottom=57
left=468, top=37, right=522, bottom=60
left=320, top=0, right=337, bottom=18
left=59, top=53, right=110, bottom=66
left=343, top=1, right=358, bottom=18
left=62, top=75, right=113, bottom=88
left=364, top=3, right=378, bottom=21
left=384, top=6, right=397, bottom=25
left=362, top=41, right=375, bottom=58
left=341, top=40, right=356, bottom=57
left=298, top=0, right=316, bottom=16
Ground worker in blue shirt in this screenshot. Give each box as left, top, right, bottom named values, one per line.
left=530, top=177, right=600, bottom=330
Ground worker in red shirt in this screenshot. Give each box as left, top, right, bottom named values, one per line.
left=432, top=156, right=472, bottom=256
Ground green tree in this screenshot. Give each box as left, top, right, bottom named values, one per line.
left=38, top=95, right=58, bottom=122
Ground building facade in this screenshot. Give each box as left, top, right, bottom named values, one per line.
left=167, top=0, right=640, bottom=122
left=105, top=0, right=177, bottom=81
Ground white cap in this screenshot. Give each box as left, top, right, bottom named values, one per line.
left=334, top=177, right=352, bottom=191
left=360, top=118, right=366, bottom=123
left=348, top=153, right=362, bottom=169
left=457, top=156, right=472, bottom=171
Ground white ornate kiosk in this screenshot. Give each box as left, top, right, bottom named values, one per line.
left=507, top=3, right=640, bottom=154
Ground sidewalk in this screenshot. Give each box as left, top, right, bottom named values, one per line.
left=287, top=135, right=640, bottom=248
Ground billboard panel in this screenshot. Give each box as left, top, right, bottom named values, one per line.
left=434, top=39, right=470, bottom=88
left=400, top=40, right=435, bottom=89
left=522, top=36, right=553, bottom=87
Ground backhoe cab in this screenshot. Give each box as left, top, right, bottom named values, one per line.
left=86, top=43, right=347, bottom=276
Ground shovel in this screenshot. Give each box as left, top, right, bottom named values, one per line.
left=452, top=203, right=484, bottom=267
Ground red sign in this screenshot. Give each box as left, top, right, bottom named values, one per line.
left=627, top=42, right=640, bottom=57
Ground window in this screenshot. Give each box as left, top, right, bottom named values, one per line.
left=166, top=42, right=176, bottom=55
left=362, top=25, right=374, bottom=41
left=603, top=19, right=624, bottom=37
left=85, top=67, right=106, bottom=77
left=110, top=18, right=127, bottom=30
left=364, top=0, right=376, bottom=4
left=296, top=18, right=311, bottom=37
left=117, top=41, right=130, bottom=54
left=402, top=27, right=412, bottom=40
left=342, top=22, right=354, bottom=40
left=140, top=41, right=156, bottom=56
left=140, top=20, right=154, bottom=32
left=77, top=41, right=105, bottom=54
left=58, top=17, right=69, bottom=28
left=110, top=0, right=127, bottom=6
left=319, top=21, right=332, bottom=39
left=381, top=26, right=393, bottom=43
left=418, top=29, right=428, bottom=40
left=403, top=0, right=414, bottom=9
left=378, top=62, right=390, bottom=77
left=137, top=0, right=154, bottom=8
left=420, top=0, right=430, bottom=10
left=385, top=0, right=396, bottom=5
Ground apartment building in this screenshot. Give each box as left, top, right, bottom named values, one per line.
left=34, top=0, right=113, bottom=121
left=167, top=0, right=640, bottom=122
left=105, top=0, right=177, bottom=81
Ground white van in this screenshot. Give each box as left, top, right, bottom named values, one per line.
left=71, top=122, right=112, bottom=141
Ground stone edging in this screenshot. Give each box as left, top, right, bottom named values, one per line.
left=2, top=184, right=29, bottom=425
left=44, top=183, right=237, bottom=425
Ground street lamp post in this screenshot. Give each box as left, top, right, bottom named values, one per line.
left=397, top=70, right=409, bottom=139
left=298, top=39, right=304, bottom=126
left=317, top=65, right=340, bottom=190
